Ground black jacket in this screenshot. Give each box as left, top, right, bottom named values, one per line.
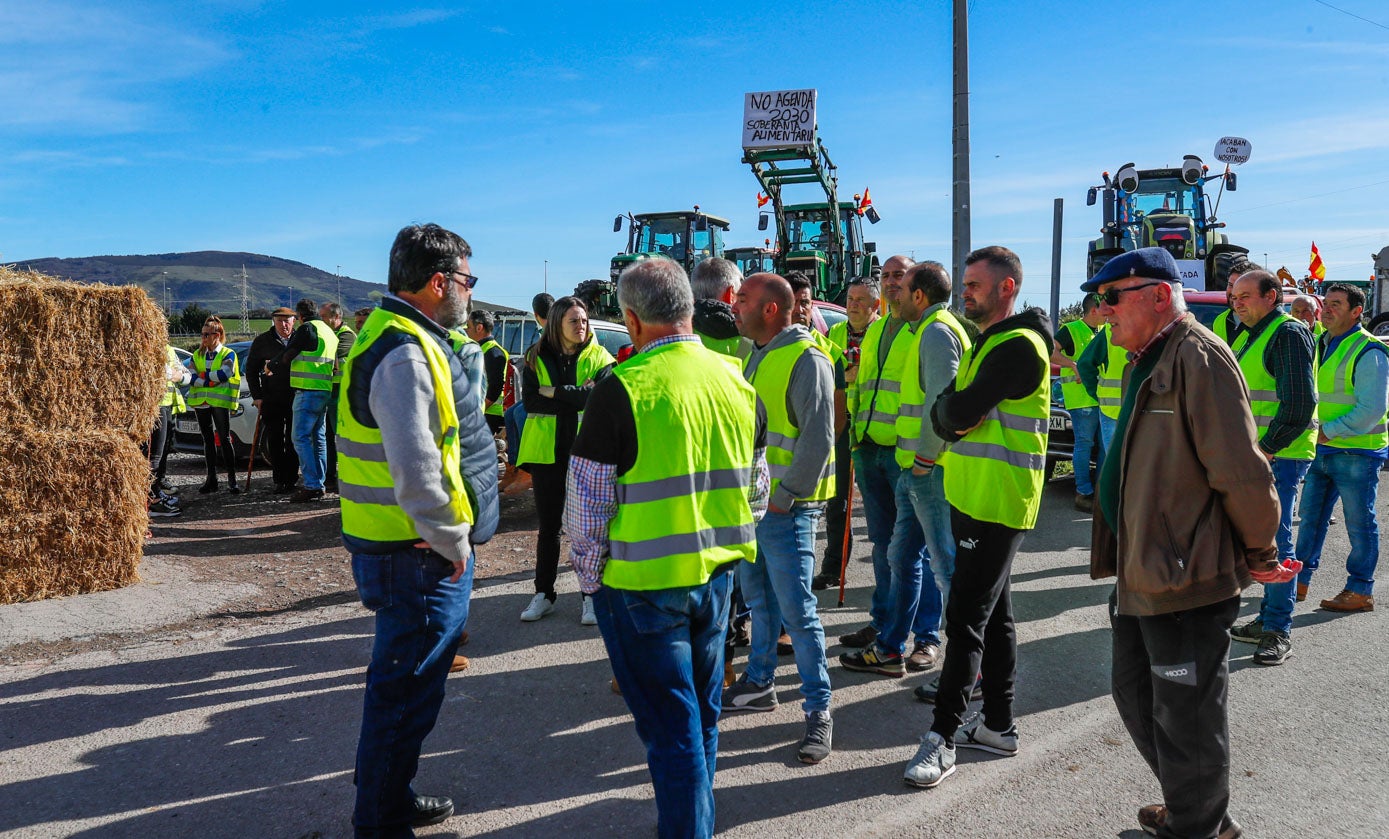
left=247, top=329, right=295, bottom=403
left=931, top=306, right=1055, bottom=439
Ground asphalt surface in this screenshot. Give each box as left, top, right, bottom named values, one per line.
left=1, top=477, right=1386, bottom=838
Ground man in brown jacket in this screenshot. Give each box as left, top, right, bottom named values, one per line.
left=1084, top=248, right=1288, bottom=839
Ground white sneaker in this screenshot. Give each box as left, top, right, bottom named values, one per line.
left=520, top=593, right=555, bottom=622
left=954, top=717, right=1019, bottom=756
left=580, top=598, right=597, bottom=626
left=903, top=731, right=956, bottom=788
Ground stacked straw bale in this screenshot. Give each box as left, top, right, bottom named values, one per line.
left=0, top=266, right=165, bottom=603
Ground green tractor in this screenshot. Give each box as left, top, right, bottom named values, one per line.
left=1086, top=155, right=1247, bottom=291
left=723, top=243, right=777, bottom=278
left=609, top=208, right=730, bottom=284
left=745, top=137, right=879, bottom=303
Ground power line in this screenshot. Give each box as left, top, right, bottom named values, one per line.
left=1232, top=177, right=1389, bottom=214
left=1311, top=0, right=1389, bottom=31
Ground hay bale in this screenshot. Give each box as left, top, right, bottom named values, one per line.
left=0, top=265, right=165, bottom=437
left=0, top=428, right=147, bottom=604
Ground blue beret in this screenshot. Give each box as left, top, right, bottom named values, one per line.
left=1080, top=247, right=1181, bottom=292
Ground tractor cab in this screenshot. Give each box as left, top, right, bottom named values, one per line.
left=724, top=245, right=777, bottom=277
left=1086, top=155, right=1246, bottom=291
left=610, top=209, right=730, bottom=282
left=767, top=202, right=876, bottom=303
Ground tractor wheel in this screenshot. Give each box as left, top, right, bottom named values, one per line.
left=1369, top=312, right=1389, bottom=338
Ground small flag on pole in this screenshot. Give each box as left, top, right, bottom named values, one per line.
left=756, top=192, right=769, bottom=208
left=856, top=188, right=873, bottom=216
left=1309, top=242, right=1326, bottom=282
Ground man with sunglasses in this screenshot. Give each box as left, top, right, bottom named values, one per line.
left=1083, top=247, right=1282, bottom=839
left=342, top=223, right=499, bottom=837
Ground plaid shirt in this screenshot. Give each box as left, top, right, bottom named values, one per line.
left=565, top=334, right=770, bottom=594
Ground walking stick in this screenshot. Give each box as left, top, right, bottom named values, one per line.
left=244, top=412, right=264, bottom=489
left=836, top=457, right=856, bottom=607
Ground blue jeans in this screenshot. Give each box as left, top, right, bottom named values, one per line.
left=504, top=402, right=528, bottom=467
left=851, top=442, right=899, bottom=634
left=293, top=388, right=332, bottom=490
left=594, top=568, right=732, bottom=839
left=739, top=507, right=832, bottom=712
left=877, top=468, right=934, bottom=654
left=1258, top=457, right=1313, bottom=635
left=1098, top=411, right=1118, bottom=455
left=351, top=547, right=474, bottom=838
left=1295, top=449, right=1383, bottom=596
left=1069, top=405, right=1101, bottom=496
left=907, top=465, right=955, bottom=613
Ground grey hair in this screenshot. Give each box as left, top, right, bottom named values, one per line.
left=690, top=257, right=743, bottom=301
left=1291, top=294, right=1318, bottom=309
left=1166, top=281, right=1188, bottom=313
left=618, top=259, right=694, bottom=325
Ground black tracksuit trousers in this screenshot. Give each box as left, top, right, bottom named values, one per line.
left=1110, top=591, right=1239, bottom=839
left=930, top=508, right=1024, bottom=739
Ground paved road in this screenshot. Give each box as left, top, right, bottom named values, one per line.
left=1, top=479, right=1385, bottom=838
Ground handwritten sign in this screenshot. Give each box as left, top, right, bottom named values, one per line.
left=1214, top=137, right=1252, bottom=165
left=742, top=89, right=816, bottom=150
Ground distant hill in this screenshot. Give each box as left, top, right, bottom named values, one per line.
left=6, top=251, right=382, bottom=314
left=4, top=251, right=524, bottom=318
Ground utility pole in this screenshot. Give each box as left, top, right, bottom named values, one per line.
left=1050, top=199, right=1063, bottom=328
left=162, top=271, right=170, bottom=316
left=238, top=265, right=251, bottom=335
left=544, top=260, right=549, bottom=294
left=336, top=265, right=342, bottom=306
left=951, top=0, right=971, bottom=310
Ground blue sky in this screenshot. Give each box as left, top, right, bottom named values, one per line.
left=2, top=0, right=1387, bottom=311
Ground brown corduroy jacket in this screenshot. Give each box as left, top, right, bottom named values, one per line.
left=1090, top=314, right=1280, bottom=616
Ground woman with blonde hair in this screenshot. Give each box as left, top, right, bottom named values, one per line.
left=184, top=316, right=242, bottom=494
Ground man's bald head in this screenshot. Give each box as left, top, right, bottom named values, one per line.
left=880, top=255, right=916, bottom=309
left=734, top=272, right=794, bottom=345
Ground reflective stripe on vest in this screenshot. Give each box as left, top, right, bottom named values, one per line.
left=515, top=339, right=615, bottom=466
left=337, top=308, right=473, bottom=543
left=852, top=316, right=915, bottom=446
left=895, top=308, right=971, bottom=468
left=1095, top=324, right=1129, bottom=419
left=290, top=320, right=339, bottom=391
left=186, top=346, right=240, bottom=410
left=1316, top=327, right=1389, bottom=451
left=940, top=327, right=1050, bottom=530
left=331, top=325, right=356, bottom=385
left=478, top=338, right=509, bottom=416
left=1231, top=313, right=1317, bottom=460
left=749, top=336, right=835, bottom=502
left=604, top=340, right=758, bottom=590
left=1059, top=320, right=1099, bottom=410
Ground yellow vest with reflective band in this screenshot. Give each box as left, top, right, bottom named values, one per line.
left=828, top=320, right=849, bottom=355
left=1095, top=324, right=1129, bottom=419
left=896, top=308, right=972, bottom=468
left=1316, top=327, right=1389, bottom=451
left=290, top=320, right=339, bottom=391
left=1312, top=320, right=1326, bottom=338
left=331, top=325, right=356, bottom=385
left=810, top=326, right=842, bottom=365
left=939, top=327, right=1050, bottom=530
left=852, top=316, right=915, bottom=446
left=478, top=338, right=509, bottom=416
left=748, top=336, right=835, bottom=502
left=1231, top=313, right=1317, bottom=460
left=1212, top=308, right=1235, bottom=345
left=337, top=308, right=474, bottom=543
left=604, top=339, right=758, bottom=590
left=516, top=340, right=615, bottom=466
left=697, top=330, right=742, bottom=357
left=161, top=345, right=187, bottom=411
left=1059, top=320, right=1099, bottom=410
left=187, top=346, right=240, bottom=410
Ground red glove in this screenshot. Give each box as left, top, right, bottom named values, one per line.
left=1249, top=558, right=1302, bottom=585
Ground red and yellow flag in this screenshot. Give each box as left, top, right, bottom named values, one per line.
left=856, top=188, right=873, bottom=216
left=1309, top=242, right=1326, bottom=281
left=756, top=192, right=769, bottom=208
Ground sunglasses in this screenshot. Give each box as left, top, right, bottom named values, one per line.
left=1097, top=280, right=1164, bottom=306
left=201, top=330, right=220, bottom=337
left=449, top=270, right=479, bottom=290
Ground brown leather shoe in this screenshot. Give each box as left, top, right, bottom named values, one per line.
left=1320, top=589, right=1374, bottom=612
left=610, top=677, right=622, bottom=695
left=1138, top=804, right=1243, bottom=838
left=498, top=463, right=517, bottom=492
left=907, top=640, right=940, bottom=672
left=777, top=632, right=794, bottom=656
left=459, top=630, right=469, bottom=646
left=1296, top=583, right=1308, bottom=602
left=724, top=662, right=736, bottom=689
left=449, top=655, right=469, bottom=673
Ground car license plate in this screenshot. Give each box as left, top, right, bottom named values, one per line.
left=1048, top=415, right=1071, bottom=431
left=177, top=418, right=199, bottom=433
